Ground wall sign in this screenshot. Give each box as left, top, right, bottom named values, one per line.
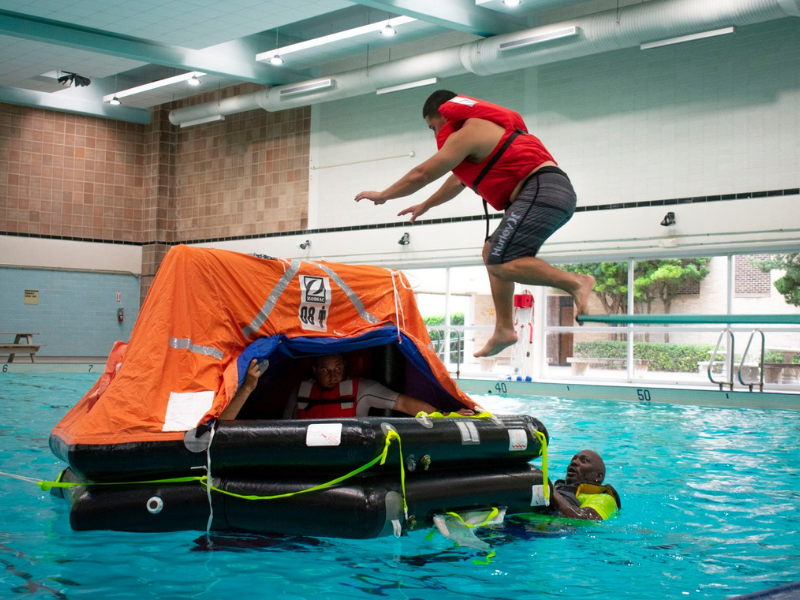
left=24, top=290, right=39, bottom=305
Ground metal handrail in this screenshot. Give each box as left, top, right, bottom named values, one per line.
left=738, top=329, right=765, bottom=392
left=427, top=326, right=463, bottom=379
left=708, top=328, right=734, bottom=391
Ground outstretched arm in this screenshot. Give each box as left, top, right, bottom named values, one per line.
left=220, top=359, right=261, bottom=419
left=398, top=175, right=465, bottom=223
left=355, top=126, right=476, bottom=205
left=357, top=380, right=475, bottom=417
left=395, top=393, right=475, bottom=417
left=394, top=393, right=436, bottom=416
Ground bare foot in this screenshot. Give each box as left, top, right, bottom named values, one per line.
left=474, top=331, right=518, bottom=357
left=572, top=274, right=595, bottom=324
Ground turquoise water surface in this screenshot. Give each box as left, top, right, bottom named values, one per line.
left=1, top=373, right=799, bottom=599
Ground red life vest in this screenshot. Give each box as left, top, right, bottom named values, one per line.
left=296, top=379, right=360, bottom=419
left=436, top=95, right=556, bottom=211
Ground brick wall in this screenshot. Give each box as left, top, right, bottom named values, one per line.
left=735, top=254, right=771, bottom=296
left=0, top=104, right=144, bottom=242
left=0, top=84, right=312, bottom=307
left=174, top=84, right=310, bottom=241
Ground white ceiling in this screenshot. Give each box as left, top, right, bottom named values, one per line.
left=0, top=0, right=612, bottom=117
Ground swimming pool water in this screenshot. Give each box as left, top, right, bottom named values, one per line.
left=1, top=373, right=799, bottom=599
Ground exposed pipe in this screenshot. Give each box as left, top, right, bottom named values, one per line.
left=169, top=0, right=800, bottom=126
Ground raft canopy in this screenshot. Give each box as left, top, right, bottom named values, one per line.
left=51, top=245, right=475, bottom=449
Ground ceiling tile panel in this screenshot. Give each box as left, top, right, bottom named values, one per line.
left=3, top=0, right=353, bottom=49
left=0, top=35, right=145, bottom=88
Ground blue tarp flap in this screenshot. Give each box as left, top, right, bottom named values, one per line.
left=236, top=326, right=458, bottom=407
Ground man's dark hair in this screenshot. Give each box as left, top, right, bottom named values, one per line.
left=422, top=90, right=457, bottom=118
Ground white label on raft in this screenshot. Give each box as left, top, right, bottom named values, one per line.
left=163, top=391, right=214, bottom=432
left=298, top=275, right=332, bottom=332
left=306, top=423, right=343, bottom=446
left=531, top=484, right=549, bottom=507
left=508, top=429, right=528, bottom=451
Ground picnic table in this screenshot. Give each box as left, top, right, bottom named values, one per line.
left=0, top=332, right=43, bottom=363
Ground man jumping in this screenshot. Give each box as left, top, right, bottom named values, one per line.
left=355, top=90, right=594, bottom=357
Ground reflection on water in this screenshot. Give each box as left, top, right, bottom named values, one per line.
left=1, top=373, right=799, bottom=599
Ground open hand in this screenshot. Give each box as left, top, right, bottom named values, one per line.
left=354, top=191, right=386, bottom=205
left=398, top=203, right=428, bottom=223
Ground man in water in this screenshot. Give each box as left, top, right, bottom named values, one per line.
left=221, top=353, right=473, bottom=419
left=355, top=90, right=594, bottom=358
left=548, top=449, right=620, bottom=520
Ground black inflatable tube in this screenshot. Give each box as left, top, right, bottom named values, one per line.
left=52, top=415, right=548, bottom=481
left=59, top=465, right=546, bottom=538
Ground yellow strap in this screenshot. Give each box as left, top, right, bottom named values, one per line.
left=416, top=410, right=494, bottom=420
left=534, top=430, right=549, bottom=502
left=383, top=430, right=408, bottom=517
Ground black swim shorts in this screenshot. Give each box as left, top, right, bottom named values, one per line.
left=485, top=166, right=576, bottom=266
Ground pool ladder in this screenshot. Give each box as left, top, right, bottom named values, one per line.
left=429, top=327, right=463, bottom=379
left=707, top=328, right=765, bottom=392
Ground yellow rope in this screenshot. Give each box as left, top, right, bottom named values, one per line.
left=38, top=475, right=203, bottom=492
left=443, top=506, right=499, bottom=528
left=204, top=430, right=406, bottom=510
left=416, top=410, right=494, bottom=420
left=34, top=430, right=407, bottom=510
left=534, top=430, right=549, bottom=503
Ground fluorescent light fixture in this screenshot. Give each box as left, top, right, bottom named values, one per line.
left=640, top=26, right=735, bottom=50
left=279, top=79, right=334, bottom=97
left=256, top=16, right=416, bottom=62
left=103, top=71, right=206, bottom=102
left=376, top=77, right=438, bottom=95
left=179, top=115, right=225, bottom=128
left=499, top=26, right=578, bottom=51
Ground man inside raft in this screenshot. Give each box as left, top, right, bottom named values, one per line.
left=220, top=353, right=474, bottom=420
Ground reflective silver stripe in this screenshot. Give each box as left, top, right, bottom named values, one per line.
left=339, top=379, right=353, bottom=395
left=169, top=337, right=224, bottom=361
left=340, top=402, right=354, bottom=409
left=243, top=259, right=302, bottom=338
left=298, top=402, right=309, bottom=410
left=456, top=421, right=481, bottom=445
left=298, top=381, right=313, bottom=396
left=311, top=262, right=379, bottom=325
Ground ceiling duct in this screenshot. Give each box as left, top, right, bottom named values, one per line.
left=169, top=0, right=800, bottom=126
